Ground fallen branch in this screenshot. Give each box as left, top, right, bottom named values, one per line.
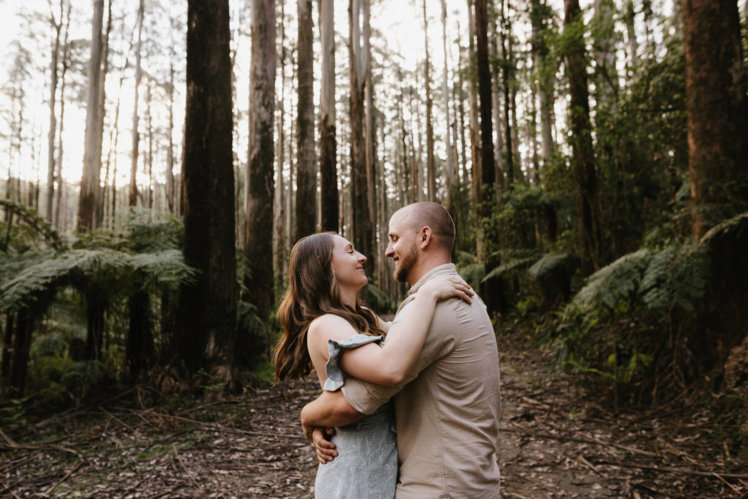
left=172, top=444, right=204, bottom=494
left=591, top=457, right=748, bottom=480
left=44, top=459, right=84, bottom=495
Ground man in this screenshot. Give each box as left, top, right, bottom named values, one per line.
left=302, top=202, right=501, bottom=498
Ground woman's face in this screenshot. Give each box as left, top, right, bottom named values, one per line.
left=330, top=235, right=368, bottom=291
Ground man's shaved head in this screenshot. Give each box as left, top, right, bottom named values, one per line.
left=392, top=202, right=455, bottom=252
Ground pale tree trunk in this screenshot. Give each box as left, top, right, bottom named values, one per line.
left=46, top=0, right=64, bottom=221
left=499, top=0, right=514, bottom=185
left=54, top=3, right=71, bottom=230
left=295, top=0, right=316, bottom=241
left=319, top=0, right=338, bottom=232
left=77, top=0, right=104, bottom=232
left=593, top=0, right=618, bottom=111
left=440, top=0, right=456, bottom=212
left=363, top=0, right=377, bottom=281
left=274, top=0, right=287, bottom=293
left=423, top=0, right=436, bottom=202
left=564, top=0, right=601, bottom=275
left=466, top=0, right=481, bottom=212
left=489, top=22, right=504, bottom=187
left=146, top=77, right=154, bottom=210
left=530, top=0, right=555, bottom=174
left=95, top=0, right=111, bottom=227
left=129, top=0, right=144, bottom=208
left=244, top=0, right=277, bottom=325
left=166, top=56, right=176, bottom=213
left=682, top=0, right=748, bottom=236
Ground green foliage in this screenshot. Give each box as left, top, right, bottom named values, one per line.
left=483, top=256, right=537, bottom=283
left=60, top=360, right=107, bottom=403
left=639, top=245, right=708, bottom=314
left=527, top=253, right=574, bottom=282
left=0, top=199, right=66, bottom=252
left=365, top=283, right=396, bottom=314
left=569, top=248, right=653, bottom=313
left=457, top=262, right=485, bottom=291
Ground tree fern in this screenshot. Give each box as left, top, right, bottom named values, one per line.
left=639, top=244, right=708, bottom=314
left=570, top=248, right=652, bottom=312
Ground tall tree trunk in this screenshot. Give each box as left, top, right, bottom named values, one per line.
left=474, top=0, right=496, bottom=198
left=244, top=0, right=276, bottom=328
left=126, top=285, right=153, bottom=379
left=274, top=0, right=288, bottom=295
left=423, top=0, right=436, bottom=202
left=489, top=22, right=504, bottom=187
left=129, top=0, right=144, bottom=209
left=466, top=0, right=481, bottom=213
left=682, top=0, right=748, bottom=236
left=530, top=0, right=555, bottom=174
left=166, top=56, right=176, bottom=214
left=77, top=0, right=105, bottom=232
left=54, top=3, right=71, bottom=230
left=95, top=0, right=112, bottom=228
left=564, top=0, right=601, bottom=275
left=499, top=0, right=514, bottom=185
left=593, top=0, right=618, bottom=112
left=364, top=0, right=377, bottom=267
left=178, top=0, right=238, bottom=378
left=440, top=0, right=456, bottom=211
left=319, top=0, right=338, bottom=232
left=349, top=0, right=373, bottom=271
left=295, top=0, right=316, bottom=241
left=45, top=0, right=64, bottom=222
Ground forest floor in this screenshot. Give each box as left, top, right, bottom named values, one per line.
left=1, top=328, right=747, bottom=498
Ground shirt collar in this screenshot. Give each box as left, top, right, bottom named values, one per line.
left=407, top=263, right=458, bottom=296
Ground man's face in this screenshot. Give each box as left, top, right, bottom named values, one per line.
left=385, top=212, right=419, bottom=283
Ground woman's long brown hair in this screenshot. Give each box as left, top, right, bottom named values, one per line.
left=274, top=233, right=385, bottom=382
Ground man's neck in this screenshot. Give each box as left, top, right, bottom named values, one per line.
left=407, top=255, right=452, bottom=287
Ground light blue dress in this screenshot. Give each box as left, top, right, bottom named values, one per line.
left=314, top=334, right=398, bottom=499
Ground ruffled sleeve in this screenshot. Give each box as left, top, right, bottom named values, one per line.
left=323, top=334, right=384, bottom=392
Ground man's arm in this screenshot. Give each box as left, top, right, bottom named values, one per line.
left=301, top=390, right=364, bottom=428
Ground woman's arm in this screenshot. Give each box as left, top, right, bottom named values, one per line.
left=340, top=276, right=472, bottom=386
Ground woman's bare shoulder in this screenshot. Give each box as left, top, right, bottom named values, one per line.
left=308, top=313, right=358, bottom=343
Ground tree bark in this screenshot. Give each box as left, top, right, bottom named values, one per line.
left=682, top=0, right=748, bottom=236
left=349, top=0, right=373, bottom=270
left=319, top=0, right=338, bottom=232
left=45, top=0, right=63, bottom=222
left=178, top=0, right=238, bottom=377
left=77, top=0, right=105, bottom=232
left=423, top=0, right=436, bottom=202
left=466, top=0, right=481, bottom=213
left=9, top=309, right=32, bottom=398
left=474, top=0, right=496, bottom=196
left=129, top=0, right=144, bottom=209
left=564, top=0, right=601, bottom=275
left=244, top=0, right=276, bottom=327
left=440, top=0, right=456, bottom=211
left=295, top=0, right=316, bottom=241
left=530, top=0, right=555, bottom=173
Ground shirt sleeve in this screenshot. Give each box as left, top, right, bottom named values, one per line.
left=341, top=299, right=458, bottom=414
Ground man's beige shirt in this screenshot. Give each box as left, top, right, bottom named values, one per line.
left=342, top=263, right=501, bottom=498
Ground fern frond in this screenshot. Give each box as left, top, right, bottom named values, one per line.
left=482, top=257, right=537, bottom=283
left=571, top=248, right=652, bottom=312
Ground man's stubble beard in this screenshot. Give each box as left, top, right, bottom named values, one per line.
left=394, top=243, right=419, bottom=283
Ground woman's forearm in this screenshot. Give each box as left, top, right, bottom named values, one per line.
left=340, top=290, right=438, bottom=385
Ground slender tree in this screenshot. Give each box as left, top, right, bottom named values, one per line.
left=129, top=0, right=144, bottom=209
left=295, top=0, right=316, bottom=241
left=244, top=0, right=277, bottom=326
left=349, top=0, right=373, bottom=270
left=45, top=0, right=64, bottom=222
left=77, top=0, right=105, bottom=232
left=564, top=0, right=601, bottom=274
left=319, top=0, right=338, bottom=231
left=423, top=0, right=436, bottom=202
left=440, top=0, right=456, bottom=211
left=177, top=0, right=237, bottom=377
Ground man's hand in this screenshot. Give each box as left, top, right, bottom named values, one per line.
left=311, top=427, right=338, bottom=464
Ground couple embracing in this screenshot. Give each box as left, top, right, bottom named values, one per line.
left=274, top=202, right=502, bottom=498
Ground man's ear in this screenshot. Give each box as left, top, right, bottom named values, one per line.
left=419, top=227, right=433, bottom=249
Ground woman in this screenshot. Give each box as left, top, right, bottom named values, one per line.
left=274, top=232, right=472, bottom=498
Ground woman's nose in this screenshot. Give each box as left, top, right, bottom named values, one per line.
left=358, top=253, right=367, bottom=263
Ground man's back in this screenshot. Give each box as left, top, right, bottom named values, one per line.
left=342, top=264, right=501, bottom=498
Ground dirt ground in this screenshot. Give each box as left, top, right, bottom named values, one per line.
left=1, top=330, right=746, bottom=498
